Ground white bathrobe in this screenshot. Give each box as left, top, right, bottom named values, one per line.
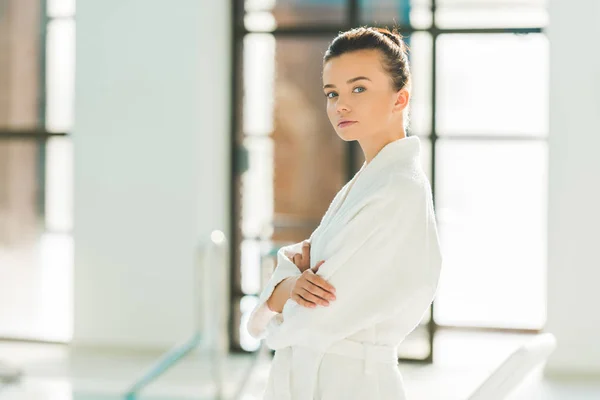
left=247, top=136, right=443, bottom=400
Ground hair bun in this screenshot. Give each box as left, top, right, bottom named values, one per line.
left=373, top=27, right=407, bottom=53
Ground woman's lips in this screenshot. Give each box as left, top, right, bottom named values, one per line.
left=338, top=121, right=357, bottom=128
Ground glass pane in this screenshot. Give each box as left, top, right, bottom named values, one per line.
left=436, top=0, right=547, bottom=29
left=244, top=34, right=276, bottom=136
left=408, top=32, right=432, bottom=137
left=436, top=6, right=548, bottom=28
left=434, top=140, right=547, bottom=330
left=46, top=19, right=76, bottom=133
left=0, top=140, right=41, bottom=245
left=360, top=0, right=432, bottom=29
left=245, top=0, right=346, bottom=30
left=47, top=0, right=76, bottom=18
left=270, top=37, right=346, bottom=244
left=239, top=295, right=261, bottom=351
left=0, top=2, right=41, bottom=130
left=0, top=139, right=72, bottom=342
left=46, top=137, right=73, bottom=232
left=241, top=239, right=262, bottom=295
left=437, top=34, right=549, bottom=137
left=241, top=136, right=274, bottom=238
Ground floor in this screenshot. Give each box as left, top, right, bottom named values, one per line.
left=0, top=332, right=599, bottom=400
left=0, top=234, right=597, bottom=399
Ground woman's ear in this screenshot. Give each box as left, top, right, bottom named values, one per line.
left=393, top=88, right=410, bottom=113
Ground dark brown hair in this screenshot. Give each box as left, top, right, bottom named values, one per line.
left=323, top=26, right=411, bottom=93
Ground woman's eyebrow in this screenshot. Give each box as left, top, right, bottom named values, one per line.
left=323, top=76, right=371, bottom=89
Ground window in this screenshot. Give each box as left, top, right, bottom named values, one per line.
left=231, top=0, right=548, bottom=362
left=0, top=0, right=75, bottom=342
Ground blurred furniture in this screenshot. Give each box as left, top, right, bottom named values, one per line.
left=466, top=333, right=557, bottom=400
left=124, top=231, right=230, bottom=400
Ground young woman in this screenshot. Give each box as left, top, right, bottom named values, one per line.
left=247, top=26, right=443, bottom=400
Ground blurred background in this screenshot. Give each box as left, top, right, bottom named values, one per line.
left=0, top=0, right=598, bottom=399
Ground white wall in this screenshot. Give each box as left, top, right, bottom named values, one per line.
left=73, top=0, right=231, bottom=350
left=545, top=0, right=600, bottom=377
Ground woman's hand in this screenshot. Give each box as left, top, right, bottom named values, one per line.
left=266, top=261, right=335, bottom=313
left=290, top=261, right=336, bottom=308
left=290, top=240, right=312, bottom=272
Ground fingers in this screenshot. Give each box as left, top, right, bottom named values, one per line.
left=293, top=253, right=302, bottom=266
left=292, top=265, right=336, bottom=309
left=291, top=292, right=317, bottom=308
left=291, top=266, right=336, bottom=308
left=311, top=260, right=325, bottom=273
left=291, top=242, right=311, bottom=271
left=304, top=281, right=336, bottom=302
left=299, top=287, right=331, bottom=307
left=302, top=241, right=310, bottom=264
left=306, top=264, right=335, bottom=293
left=291, top=284, right=332, bottom=308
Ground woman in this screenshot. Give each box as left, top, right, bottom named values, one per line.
left=247, top=26, right=443, bottom=400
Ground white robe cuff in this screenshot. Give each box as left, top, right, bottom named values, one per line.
left=247, top=241, right=305, bottom=339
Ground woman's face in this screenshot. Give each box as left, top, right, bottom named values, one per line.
left=322, top=49, right=409, bottom=142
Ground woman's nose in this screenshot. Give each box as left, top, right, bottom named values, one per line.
left=336, top=98, right=351, bottom=113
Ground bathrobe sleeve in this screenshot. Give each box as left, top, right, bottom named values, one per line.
left=247, top=240, right=309, bottom=339
left=263, top=182, right=442, bottom=351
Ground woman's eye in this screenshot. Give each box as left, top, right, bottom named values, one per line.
left=353, top=86, right=366, bottom=93
left=325, top=92, right=337, bottom=99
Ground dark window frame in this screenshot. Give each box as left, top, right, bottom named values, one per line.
left=229, top=0, right=546, bottom=363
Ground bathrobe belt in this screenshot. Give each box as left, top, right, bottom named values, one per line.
left=273, top=339, right=399, bottom=400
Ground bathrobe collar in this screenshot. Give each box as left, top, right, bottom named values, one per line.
left=326, top=135, right=421, bottom=226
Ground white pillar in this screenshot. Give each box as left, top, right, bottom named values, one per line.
left=545, top=0, right=600, bottom=377
left=73, top=0, right=231, bottom=350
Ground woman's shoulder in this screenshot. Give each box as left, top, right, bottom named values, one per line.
left=388, top=165, right=429, bottom=193
left=377, top=168, right=433, bottom=213
left=346, top=160, right=431, bottom=212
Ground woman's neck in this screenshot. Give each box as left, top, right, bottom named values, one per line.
left=360, top=130, right=406, bottom=164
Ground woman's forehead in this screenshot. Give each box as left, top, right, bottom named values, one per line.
left=323, top=50, right=385, bottom=82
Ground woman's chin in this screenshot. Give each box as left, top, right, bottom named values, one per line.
left=335, top=130, right=358, bottom=142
